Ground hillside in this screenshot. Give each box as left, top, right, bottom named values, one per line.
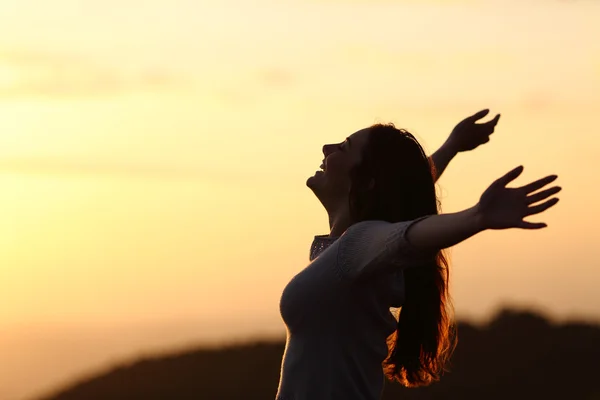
left=40, top=309, right=600, bottom=400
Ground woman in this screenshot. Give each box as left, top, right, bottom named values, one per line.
left=276, top=110, right=561, bottom=400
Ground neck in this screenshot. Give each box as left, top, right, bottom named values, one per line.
left=327, top=202, right=352, bottom=237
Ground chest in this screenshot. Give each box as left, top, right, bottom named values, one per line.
left=279, top=243, right=348, bottom=329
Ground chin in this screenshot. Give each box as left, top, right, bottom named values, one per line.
left=307, top=175, right=334, bottom=210
left=306, top=175, right=318, bottom=191
left=306, top=171, right=325, bottom=190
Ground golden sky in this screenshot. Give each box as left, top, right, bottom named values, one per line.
left=0, top=0, right=599, bottom=399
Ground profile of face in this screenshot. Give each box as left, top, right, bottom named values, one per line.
left=306, top=128, right=371, bottom=208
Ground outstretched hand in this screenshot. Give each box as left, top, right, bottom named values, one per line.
left=476, top=166, right=561, bottom=230
left=447, top=109, right=501, bottom=152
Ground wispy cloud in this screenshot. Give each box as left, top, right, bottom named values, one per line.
left=300, top=0, right=472, bottom=3
left=211, top=67, right=296, bottom=107
left=0, top=49, right=184, bottom=98
left=0, top=157, right=248, bottom=183
left=257, top=68, right=295, bottom=89
left=337, top=45, right=518, bottom=71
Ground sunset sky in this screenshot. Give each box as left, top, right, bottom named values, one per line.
left=0, top=0, right=599, bottom=399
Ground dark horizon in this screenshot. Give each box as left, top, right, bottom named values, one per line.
left=36, top=307, right=600, bottom=400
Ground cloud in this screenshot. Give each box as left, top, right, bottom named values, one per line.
left=336, top=45, right=518, bottom=71
left=0, top=157, right=248, bottom=183
left=210, top=67, right=296, bottom=107
left=301, top=0, right=476, bottom=4
left=257, top=68, right=295, bottom=88
left=518, top=90, right=555, bottom=112
left=0, top=49, right=184, bottom=98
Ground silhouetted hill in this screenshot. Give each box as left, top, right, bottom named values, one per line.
left=40, top=309, right=600, bottom=400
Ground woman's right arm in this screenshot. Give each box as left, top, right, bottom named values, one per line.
left=429, top=109, right=501, bottom=182
left=406, top=165, right=561, bottom=251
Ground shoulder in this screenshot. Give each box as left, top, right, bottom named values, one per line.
left=341, top=219, right=414, bottom=244
left=337, top=218, right=433, bottom=279
left=337, top=220, right=415, bottom=278
left=343, top=220, right=393, bottom=235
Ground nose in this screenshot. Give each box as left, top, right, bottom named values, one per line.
left=322, top=143, right=337, bottom=157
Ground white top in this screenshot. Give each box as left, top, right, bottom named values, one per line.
left=276, top=218, right=432, bottom=400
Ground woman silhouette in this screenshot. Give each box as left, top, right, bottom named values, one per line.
left=276, top=110, right=561, bottom=400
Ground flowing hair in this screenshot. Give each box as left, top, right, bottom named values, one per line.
left=348, top=123, right=456, bottom=387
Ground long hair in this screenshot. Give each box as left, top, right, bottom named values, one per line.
left=348, top=123, right=455, bottom=387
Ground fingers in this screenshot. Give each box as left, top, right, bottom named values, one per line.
left=468, top=109, right=490, bottom=122
left=525, top=197, right=560, bottom=216
left=520, top=175, right=558, bottom=194
left=516, top=221, right=548, bottom=229
left=480, top=113, right=501, bottom=138
left=485, top=114, right=501, bottom=129
left=526, top=186, right=562, bottom=205
left=495, top=165, right=524, bottom=187
left=467, top=109, right=499, bottom=126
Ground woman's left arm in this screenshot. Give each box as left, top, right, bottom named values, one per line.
left=339, top=166, right=561, bottom=279
left=429, top=109, right=501, bottom=182
left=407, top=166, right=561, bottom=250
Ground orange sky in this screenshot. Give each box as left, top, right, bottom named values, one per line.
left=0, top=0, right=599, bottom=399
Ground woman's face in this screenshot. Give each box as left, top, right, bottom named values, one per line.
left=307, top=128, right=371, bottom=206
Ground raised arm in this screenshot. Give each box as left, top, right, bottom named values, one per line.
left=429, top=143, right=457, bottom=183
left=429, top=109, right=501, bottom=182
left=407, top=166, right=561, bottom=250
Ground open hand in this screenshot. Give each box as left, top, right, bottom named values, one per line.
left=447, top=109, right=501, bottom=152
left=476, top=166, right=561, bottom=230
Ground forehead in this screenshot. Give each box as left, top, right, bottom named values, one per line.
left=347, top=128, right=371, bottom=149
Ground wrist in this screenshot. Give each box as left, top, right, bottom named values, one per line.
left=441, top=139, right=460, bottom=157
left=468, top=204, right=488, bottom=233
